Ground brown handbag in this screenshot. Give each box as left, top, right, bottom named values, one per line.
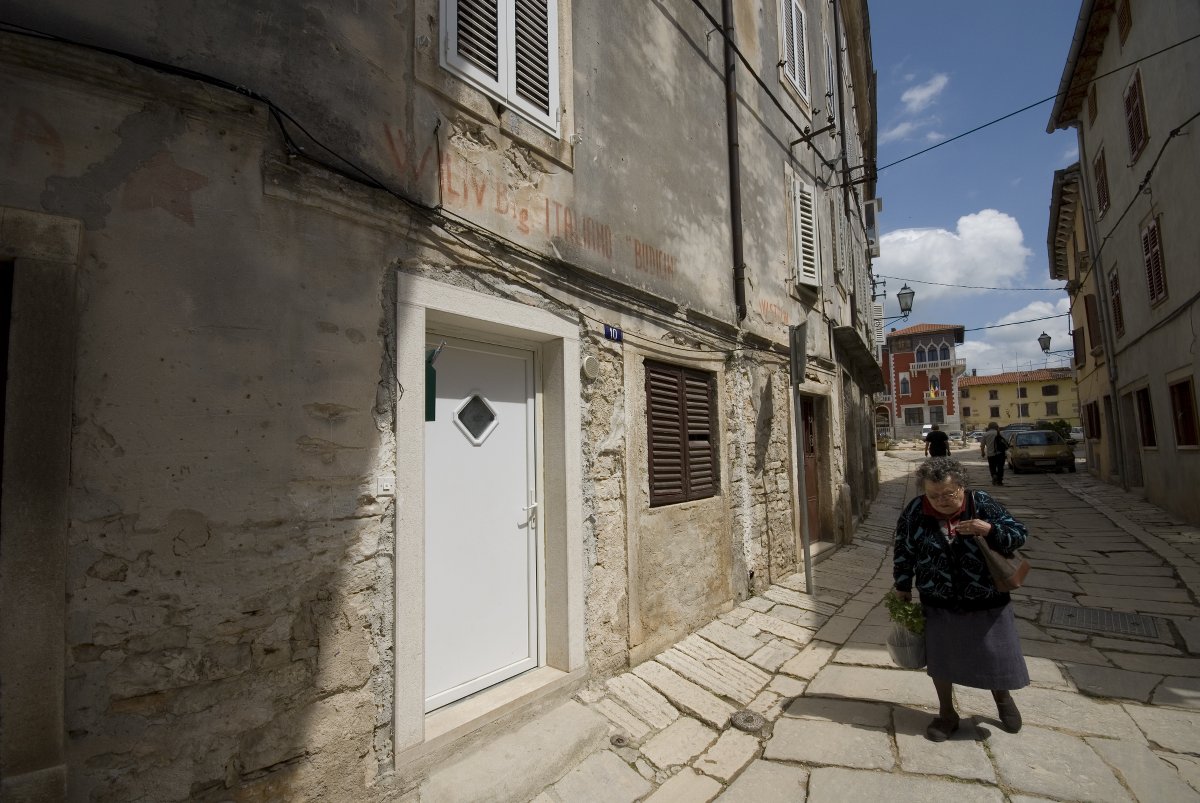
left=974, top=535, right=1030, bottom=591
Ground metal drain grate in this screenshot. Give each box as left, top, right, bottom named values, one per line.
left=1044, top=604, right=1160, bottom=638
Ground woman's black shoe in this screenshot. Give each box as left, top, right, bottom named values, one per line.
left=996, top=696, right=1022, bottom=732
left=925, top=715, right=960, bottom=742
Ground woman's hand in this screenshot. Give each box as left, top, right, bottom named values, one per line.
left=894, top=589, right=911, bottom=602
left=957, top=518, right=993, bottom=537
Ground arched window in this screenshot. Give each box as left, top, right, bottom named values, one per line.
left=939, top=344, right=950, bottom=361
left=915, top=347, right=926, bottom=363
left=930, top=377, right=940, bottom=391
left=900, top=377, right=911, bottom=395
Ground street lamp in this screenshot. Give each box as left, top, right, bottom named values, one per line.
left=1038, top=331, right=1073, bottom=355
left=880, top=284, right=916, bottom=326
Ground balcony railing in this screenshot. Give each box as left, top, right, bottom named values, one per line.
left=924, top=390, right=947, bottom=401
left=911, top=358, right=967, bottom=374
left=874, top=392, right=893, bottom=404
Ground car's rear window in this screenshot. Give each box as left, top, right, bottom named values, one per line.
left=1015, top=431, right=1064, bottom=446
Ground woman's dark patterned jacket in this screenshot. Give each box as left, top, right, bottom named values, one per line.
left=893, top=490, right=1029, bottom=611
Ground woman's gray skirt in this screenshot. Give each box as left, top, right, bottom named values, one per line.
left=924, top=603, right=1029, bottom=690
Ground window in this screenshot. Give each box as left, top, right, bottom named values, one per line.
left=962, top=406, right=971, bottom=417
left=1082, top=402, right=1100, bottom=438
left=1046, top=401, right=1059, bottom=416
left=915, top=347, right=926, bottom=363
left=1042, top=385, right=1059, bottom=397
left=780, top=0, right=809, bottom=101
left=1073, top=328, right=1086, bottom=367
left=930, top=377, right=940, bottom=391
left=989, top=406, right=1000, bottom=418
left=1124, top=70, right=1148, bottom=160
left=899, top=377, right=911, bottom=395
left=1018, top=403, right=1030, bottom=417
left=442, top=0, right=560, bottom=134
left=1087, top=84, right=1098, bottom=126
left=961, top=388, right=970, bottom=398
left=1117, top=0, right=1132, bottom=44
left=1169, top=379, right=1199, bottom=446
left=1093, top=149, right=1110, bottom=216
left=904, top=407, right=924, bottom=426
left=940, top=345, right=950, bottom=361
left=930, top=407, right=944, bottom=425
left=1135, top=387, right=1157, bottom=447
left=1110, top=272, right=1125, bottom=336
left=988, top=390, right=999, bottom=401
left=645, top=361, right=717, bottom=506
left=1017, top=387, right=1028, bottom=399
left=1141, top=217, right=1167, bottom=305
left=792, top=179, right=819, bottom=286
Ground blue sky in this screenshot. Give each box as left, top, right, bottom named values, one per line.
left=869, top=1, right=1083, bottom=374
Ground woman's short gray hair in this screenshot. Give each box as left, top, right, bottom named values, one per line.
left=916, top=457, right=970, bottom=488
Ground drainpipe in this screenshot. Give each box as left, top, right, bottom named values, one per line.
left=1075, top=123, right=1129, bottom=488
left=722, top=0, right=747, bottom=322
left=832, top=0, right=850, bottom=211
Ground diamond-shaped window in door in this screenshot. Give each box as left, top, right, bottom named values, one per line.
left=454, top=394, right=499, bottom=446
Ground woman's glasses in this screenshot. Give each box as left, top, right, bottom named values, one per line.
left=926, top=487, right=964, bottom=503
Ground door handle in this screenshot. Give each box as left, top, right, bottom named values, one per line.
left=521, top=489, right=539, bottom=528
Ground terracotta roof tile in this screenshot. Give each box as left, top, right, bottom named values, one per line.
left=885, top=323, right=964, bottom=338
left=959, top=368, right=1075, bottom=386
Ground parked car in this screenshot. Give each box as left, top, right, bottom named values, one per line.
left=1001, top=423, right=1035, bottom=438
left=1007, top=429, right=1076, bottom=474
left=968, top=431, right=985, bottom=442
left=948, top=430, right=964, bottom=443
left=1068, top=426, right=1084, bottom=443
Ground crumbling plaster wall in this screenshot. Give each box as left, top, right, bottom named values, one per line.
left=0, top=58, right=405, bottom=801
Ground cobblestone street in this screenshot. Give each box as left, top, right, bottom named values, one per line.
left=531, top=449, right=1200, bottom=802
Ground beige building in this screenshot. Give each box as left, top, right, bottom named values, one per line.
left=959, top=369, right=1080, bottom=433
left=1047, top=0, right=1200, bottom=523
left=0, top=1, right=883, bottom=800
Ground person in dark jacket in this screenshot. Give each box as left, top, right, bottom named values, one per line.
left=924, top=423, right=951, bottom=457
left=980, top=421, right=1008, bottom=485
left=893, top=457, right=1029, bottom=741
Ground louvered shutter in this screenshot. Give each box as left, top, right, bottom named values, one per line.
left=683, top=371, right=716, bottom=498
left=449, top=0, right=502, bottom=85
left=1093, top=150, right=1110, bottom=215
left=647, top=363, right=686, bottom=505
left=1084, top=294, right=1101, bottom=349
left=1124, top=72, right=1147, bottom=158
left=1109, top=272, right=1125, bottom=336
left=1142, top=218, right=1167, bottom=303
left=512, top=0, right=553, bottom=116
left=793, top=180, right=819, bottom=286
left=781, top=0, right=808, bottom=100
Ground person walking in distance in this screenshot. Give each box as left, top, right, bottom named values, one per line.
left=924, top=424, right=951, bottom=458
left=893, top=458, right=1030, bottom=741
left=981, top=422, right=1008, bottom=486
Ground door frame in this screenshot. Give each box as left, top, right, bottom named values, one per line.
left=422, top=332, right=544, bottom=711
left=394, top=273, right=583, bottom=757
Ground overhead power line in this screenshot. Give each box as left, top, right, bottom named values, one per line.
left=963, top=313, right=1071, bottom=333
left=877, top=274, right=1065, bottom=292
left=874, top=31, right=1200, bottom=173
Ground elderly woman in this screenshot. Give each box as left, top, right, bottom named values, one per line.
left=893, top=457, right=1030, bottom=741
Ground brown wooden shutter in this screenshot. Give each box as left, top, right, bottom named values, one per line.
left=1072, top=327, right=1086, bottom=367
left=1093, top=150, right=1110, bottom=215
left=1084, top=294, right=1101, bottom=349
left=1109, top=272, right=1125, bottom=336
left=683, top=371, right=716, bottom=498
left=1117, top=0, right=1132, bottom=44
left=1142, top=218, right=1167, bottom=303
left=646, top=363, right=686, bottom=505
left=1124, top=72, right=1147, bottom=158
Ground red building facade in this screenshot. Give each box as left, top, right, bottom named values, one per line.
left=877, top=323, right=967, bottom=438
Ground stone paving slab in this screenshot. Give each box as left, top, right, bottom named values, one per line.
left=1085, top=737, right=1200, bottom=802
left=713, top=760, right=808, bottom=802
left=1109, top=653, right=1200, bottom=677
left=1092, top=637, right=1183, bottom=655
left=763, top=717, right=893, bottom=770
left=693, top=729, right=759, bottom=783
left=782, top=695, right=892, bottom=727
left=893, top=708, right=995, bottom=783
left=806, top=766, right=1005, bottom=803
left=1152, top=675, right=1200, bottom=709
left=955, top=686, right=1144, bottom=739
left=1062, top=663, right=1162, bottom=702
left=1123, top=704, right=1200, bottom=754
left=643, top=767, right=721, bottom=802
left=640, top=717, right=716, bottom=769
left=696, top=621, right=762, bottom=659
left=546, top=750, right=651, bottom=803
left=631, top=662, right=735, bottom=729
left=606, top=673, right=680, bottom=730
left=985, top=725, right=1131, bottom=802
left=806, top=664, right=938, bottom=708
left=745, top=611, right=816, bottom=647
left=777, top=641, right=836, bottom=679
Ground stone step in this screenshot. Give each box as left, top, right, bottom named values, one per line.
left=421, top=699, right=609, bottom=803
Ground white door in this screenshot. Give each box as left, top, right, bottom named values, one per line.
left=424, top=336, right=539, bottom=712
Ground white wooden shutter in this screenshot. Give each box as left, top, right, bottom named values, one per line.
left=793, top=179, right=819, bottom=287
left=873, top=302, right=885, bottom=345
left=444, top=0, right=559, bottom=134
left=781, top=0, right=809, bottom=101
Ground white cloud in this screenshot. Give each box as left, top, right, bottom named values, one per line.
left=879, top=120, right=920, bottom=144
left=1061, top=144, right=1079, bottom=163
left=874, top=209, right=1032, bottom=306
left=901, top=73, right=949, bottom=114
left=957, top=298, right=1074, bottom=377
left=924, top=130, right=945, bottom=143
